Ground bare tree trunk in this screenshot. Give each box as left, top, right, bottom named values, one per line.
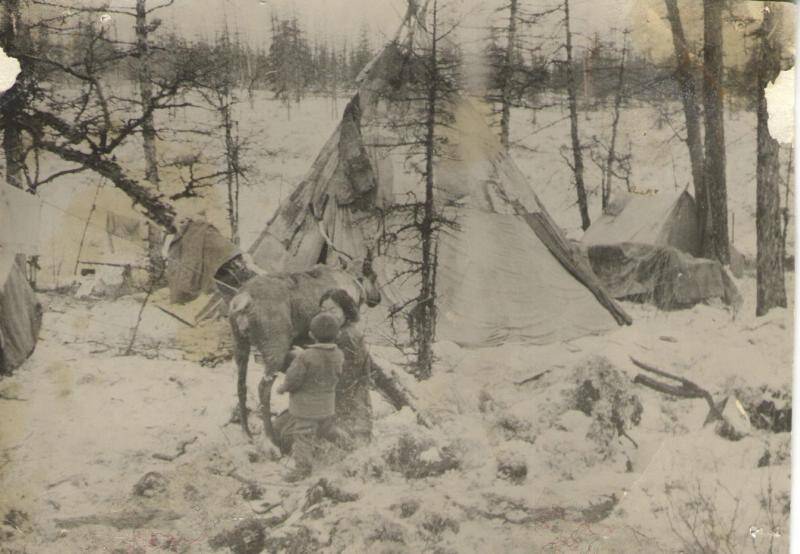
left=781, top=148, right=792, bottom=263
left=664, top=0, right=707, bottom=244
left=135, top=0, right=167, bottom=283
left=702, top=0, right=730, bottom=264
left=755, top=7, right=786, bottom=316
left=564, top=0, right=590, bottom=231
left=603, top=31, right=628, bottom=212
left=135, top=0, right=159, bottom=188
left=417, top=0, right=440, bottom=379
left=499, top=0, right=519, bottom=150
left=222, top=102, right=240, bottom=244
left=1, top=0, right=25, bottom=190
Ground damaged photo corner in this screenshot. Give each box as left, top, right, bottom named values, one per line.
left=0, top=0, right=797, bottom=552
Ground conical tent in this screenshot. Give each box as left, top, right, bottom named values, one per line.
left=581, top=190, right=701, bottom=256
left=249, top=8, right=631, bottom=347
left=0, top=251, right=42, bottom=374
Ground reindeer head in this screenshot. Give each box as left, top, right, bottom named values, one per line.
left=310, top=200, right=382, bottom=309
left=348, top=247, right=382, bottom=308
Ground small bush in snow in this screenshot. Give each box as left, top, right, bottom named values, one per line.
left=384, top=434, right=460, bottom=479
left=565, top=357, right=643, bottom=458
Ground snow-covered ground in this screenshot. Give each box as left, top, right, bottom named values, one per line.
left=0, top=275, right=792, bottom=552
left=0, top=95, right=793, bottom=552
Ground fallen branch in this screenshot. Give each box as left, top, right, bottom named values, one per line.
left=630, top=356, right=723, bottom=422
left=620, top=429, right=638, bottom=449
left=78, top=260, right=148, bottom=270
left=371, top=358, right=432, bottom=428
left=223, top=469, right=284, bottom=494
left=514, top=369, right=551, bottom=386
left=54, top=509, right=181, bottom=530
left=47, top=474, right=85, bottom=490
left=0, top=392, right=27, bottom=401
left=152, top=436, right=197, bottom=461
left=154, top=305, right=196, bottom=328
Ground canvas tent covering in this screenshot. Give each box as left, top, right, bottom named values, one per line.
left=580, top=190, right=743, bottom=309
left=586, top=243, right=742, bottom=311
left=0, top=185, right=41, bottom=256
left=165, top=221, right=241, bottom=304
left=581, top=191, right=701, bottom=256
left=246, top=8, right=631, bottom=347
left=0, top=252, right=42, bottom=374
left=581, top=189, right=745, bottom=276
left=0, top=187, right=43, bottom=374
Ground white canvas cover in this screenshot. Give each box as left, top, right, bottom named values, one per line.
left=581, top=190, right=700, bottom=256
left=0, top=185, right=42, bottom=255
left=434, top=210, right=622, bottom=346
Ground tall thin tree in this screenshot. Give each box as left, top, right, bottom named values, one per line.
left=1, top=0, right=26, bottom=190
left=378, top=0, right=461, bottom=379
left=135, top=0, right=170, bottom=280
left=498, top=0, right=519, bottom=150
left=754, top=6, right=787, bottom=316
left=702, top=0, right=729, bottom=263
left=601, top=30, right=629, bottom=211
left=563, top=0, right=590, bottom=231
left=664, top=0, right=707, bottom=242
left=135, top=0, right=160, bottom=188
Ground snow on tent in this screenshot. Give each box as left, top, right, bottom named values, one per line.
left=246, top=8, right=631, bottom=347
left=580, top=191, right=742, bottom=310
left=585, top=243, right=742, bottom=311
left=582, top=191, right=701, bottom=256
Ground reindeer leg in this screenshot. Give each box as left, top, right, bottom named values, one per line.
left=231, top=323, right=252, bottom=438
left=256, top=337, right=292, bottom=448
left=258, top=375, right=277, bottom=446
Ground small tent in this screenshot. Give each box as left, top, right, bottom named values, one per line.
left=0, top=252, right=42, bottom=374
left=581, top=191, right=701, bottom=256
left=246, top=7, right=631, bottom=347
left=580, top=191, right=743, bottom=309
left=165, top=221, right=241, bottom=304
left=586, top=243, right=742, bottom=310
left=581, top=190, right=745, bottom=277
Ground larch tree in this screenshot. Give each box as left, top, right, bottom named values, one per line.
left=563, top=0, right=590, bottom=231
left=663, top=0, right=707, bottom=241
left=484, top=0, right=559, bottom=151
left=702, top=0, right=729, bottom=264
left=753, top=6, right=787, bottom=316
left=378, top=0, right=462, bottom=379
left=0, top=0, right=27, bottom=190
left=498, top=0, right=519, bottom=150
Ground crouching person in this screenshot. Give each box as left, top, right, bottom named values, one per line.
left=274, top=312, right=350, bottom=482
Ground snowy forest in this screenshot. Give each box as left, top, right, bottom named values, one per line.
left=0, top=0, right=795, bottom=552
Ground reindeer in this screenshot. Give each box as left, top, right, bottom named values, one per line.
left=227, top=209, right=382, bottom=444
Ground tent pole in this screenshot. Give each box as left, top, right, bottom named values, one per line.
left=73, top=180, right=103, bottom=275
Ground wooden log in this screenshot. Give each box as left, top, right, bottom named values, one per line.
left=633, top=374, right=703, bottom=399
left=152, top=436, right=198, bottom=461
left=370, top=358, right=432, bottom=428
left=630, top=356, right=724, bottom=422
left=54, top=509, right=181, bottom=530
left=154, top=305, right=196, bottom=328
